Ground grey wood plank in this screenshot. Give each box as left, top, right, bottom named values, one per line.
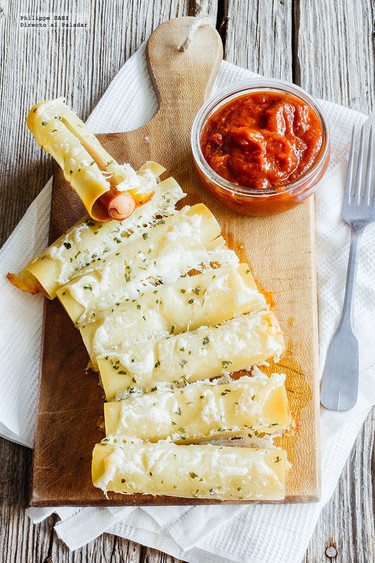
left=0, top=0, right=190, bottom=247
left=225, top=0, right=293, bottom=81
left=303, top=408, right=375, bottom=563
left=1, top=0, right=374, bottom=562
left=296, top=1, right=375, bottom=561
left=294, top=0, right=375, bottom=113
left=225, top=1, right=375, bottom=562
left=0, top=1, right=190, bottom=561
left=0, top=438, right=54, bottom=563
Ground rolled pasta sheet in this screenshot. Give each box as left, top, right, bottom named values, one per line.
left=104, top=373, right=291, bottom=443
left=7, top=178, right=184, bottom=299
left=98, top=309, right=285, bottom=400
left=58, top=204, right=238, bottom=325
left=27, top=98, right=166, bottom=220
left=81, top=263, right=267, bottom=368
left=92, top=442, right=287, bottom=500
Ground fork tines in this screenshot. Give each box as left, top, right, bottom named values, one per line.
left=344, top=123, right=374, bottom=222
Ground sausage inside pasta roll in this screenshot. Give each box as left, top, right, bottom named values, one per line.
left=27, top=97, right=165, bottom=221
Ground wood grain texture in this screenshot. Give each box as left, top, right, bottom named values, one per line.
left=31, top=14, right=319, bottom=506
left=294, top=0, right=375, bottom=114
left=228, top=0, right=375, bottom=561
left=225, top=0, right=293, bottom=81
left=31, top=17, right=225, bottom=507
left=0, top=0, right=190, bottom=248
left=294, top=0, right=375, bottom=560
left=0, top=0, right=374, bottom=560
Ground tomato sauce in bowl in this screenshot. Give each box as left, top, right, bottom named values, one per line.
left=191, top=80, right=330, bottom=216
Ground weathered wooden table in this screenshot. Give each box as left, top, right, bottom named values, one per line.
left=1, top=1, right=374, bottom=561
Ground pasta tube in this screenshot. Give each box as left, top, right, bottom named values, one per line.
left=92, top=442, right=287, bottom=500
left=104, top=373, right=291, bottom=443
left=80, top=263, right=267, bottom=368
left=7, top=178, right=184, bottom=298
left=27, top=97, right=166, bottom=220
left=98, top=309, right=285, bottom=400
left=57, top=204, right=236, bottom=325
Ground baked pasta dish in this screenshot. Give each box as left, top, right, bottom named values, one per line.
left=8, top=99, right=291, bottom=501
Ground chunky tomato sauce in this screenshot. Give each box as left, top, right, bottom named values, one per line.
left=200, top=91, right=323, bottom=190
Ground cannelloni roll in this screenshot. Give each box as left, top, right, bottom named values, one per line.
left=7, top=178, right=184, bottom=298
left=80, top=263, right=267, bottom=368
left=98, top=309, right=285, bottom=400
left=27, top=97, right=166, bottom=220
left=57, top=204, right=238, bottom=325
left=92, top=442, right=287, bottom=500
left=104, top=373, right=291, bottom=443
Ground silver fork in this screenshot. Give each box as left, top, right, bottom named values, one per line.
left=321, top=123, right=374, bottom=411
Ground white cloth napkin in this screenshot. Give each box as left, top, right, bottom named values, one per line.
left=1, top=40, right=374, bottom=563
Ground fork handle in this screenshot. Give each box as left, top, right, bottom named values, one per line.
left=339, top=225, right=364, bottom=330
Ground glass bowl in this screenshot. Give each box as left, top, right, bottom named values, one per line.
left=191, top=79, right=330, bottom=216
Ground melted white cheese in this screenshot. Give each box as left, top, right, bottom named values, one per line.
left=44, top=181, right=184, bottom=287
left=65, top=208, right=238, bottom=325
left=92, top=442, right=286, bottom=500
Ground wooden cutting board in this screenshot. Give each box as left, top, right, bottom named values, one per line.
left=30, top=17, right=320, bottom=506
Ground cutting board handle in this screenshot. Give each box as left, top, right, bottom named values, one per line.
left=147, top=17, right=223, bottom=116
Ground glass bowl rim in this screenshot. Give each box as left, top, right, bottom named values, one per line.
left=191, top=78, right=330, bottom=198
